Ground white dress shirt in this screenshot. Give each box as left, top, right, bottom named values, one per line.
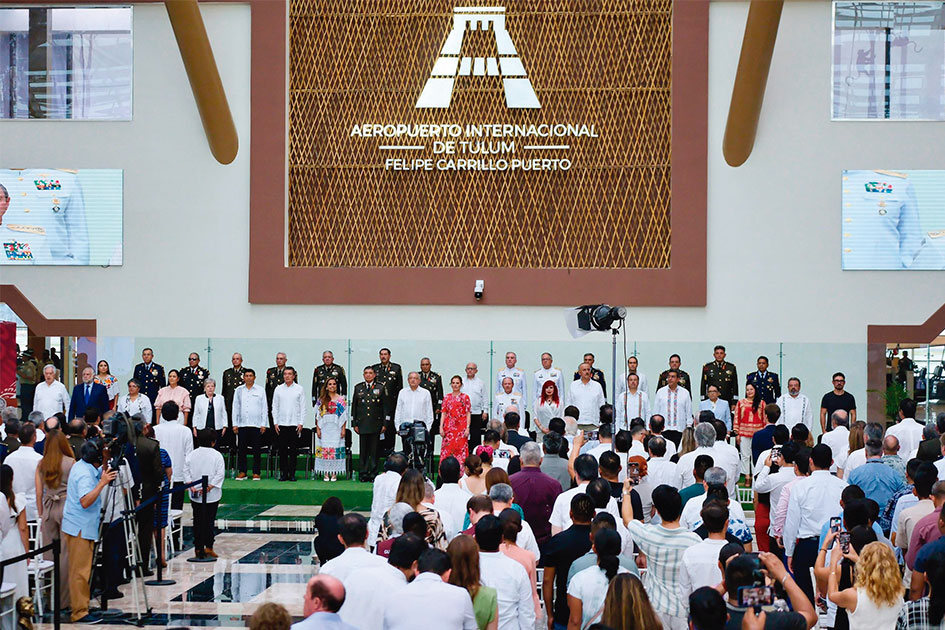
left=936, top=458, right=945, bottom=481
left=368, top=471, right=402, bottom=546
left=616, top=370, right=648, bottom=397
left=32, top=380, right=70, bottom=420
left=319, top=546, right=387, bottom=581
left=711, top=441, right=742, bottom=498
left=493, top=392, right=527, bottom=422
left=647, top=457, right=680, bottom=490
left=272, top=382, right=307, bottom=426
left=153, top=418, right=194, bottom=483
left=192, top=394, right=228, bottom=431
left=653, top=434, right=677, bottom=459
left=435, top=483, right=472, bottom=536
left=841, top=448, right=867, bottom=480
left=479, top=551, right=536, bottom=630
left=885, top=417, right=925, bottom=459
left=679, top=538, right=727, bottom=596
left=5, top=446, right=42, bottom=521
left=183, top=446, right=226, bottom=503
left=821, top=426, right=850, bottom=472
left=568, top=379, right=606, bottom=426
left=753, top=465, right=797, bottom=524
left=775, top=393, right=813, bottom=431
left=233, top=384, right=267, bottom=428
left=783, top=470, right=847, bottom=556
left=340, top=563, right=408, bottom=630
left=653, top=385, right=694, bottom=431
left=533, top=367, right=566, bottom=405
left=495, top=367, right=528, bottom=408
left=395, top=387, right=434, bottom=430
left=550, top=482, right=620, bottom=533
left=382, top=572, right=477, bottom=630
left=461, top=376, right=487, bottom=415
left=117, top=394, right=153, bottom=424
left=615, top=390, right=650, bottom=430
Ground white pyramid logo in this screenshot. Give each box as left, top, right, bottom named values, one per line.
left=416, top=6, right=540, bottom=109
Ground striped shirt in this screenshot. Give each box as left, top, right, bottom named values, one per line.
left=625, top=520, right=701, bottom=617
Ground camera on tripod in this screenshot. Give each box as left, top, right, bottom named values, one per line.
left=397, top=420, right=429, bottom=471
left=102, top=411, right=135, bottom=471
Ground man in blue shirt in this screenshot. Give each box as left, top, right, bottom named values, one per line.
left=849, top=430, right=909, bottom=511
left=62, top=440, right=117, bottom=623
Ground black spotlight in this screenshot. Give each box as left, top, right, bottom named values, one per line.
left=576, top=304, right=627, bottom=332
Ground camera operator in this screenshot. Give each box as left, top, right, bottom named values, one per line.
left=62, top=439, right=117, bottom=623
left=130, top=416, right=163, bottom=575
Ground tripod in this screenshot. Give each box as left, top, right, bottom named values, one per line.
left=91, top=463, right=151, bottom=623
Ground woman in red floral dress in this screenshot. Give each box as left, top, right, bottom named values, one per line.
left=440, top=375, right=471, bottom=464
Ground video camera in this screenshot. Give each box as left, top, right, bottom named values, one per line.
left=398, top=420, right=429, bottom=471
left=102, top=411, right=137, bottom=472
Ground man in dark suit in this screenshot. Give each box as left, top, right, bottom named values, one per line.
left=916, top=413, right=945, bottom=462
left=131, top=418, right=163, bottom=575
left=351, top=366, right=391, bottom=482
left=0, top=417, right=20, bottom=462
left=68, top=366, right=110, bottom=420
left=133, top=348, right=165, bottom=406
left=503, top=411, right=533, bottom=451
left=372, top=348, right=403, bottom=456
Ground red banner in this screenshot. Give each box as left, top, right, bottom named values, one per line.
left=0, top=321, right=16, bottom=407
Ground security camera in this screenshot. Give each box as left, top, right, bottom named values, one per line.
left=474, top=280, right=484, bottom=301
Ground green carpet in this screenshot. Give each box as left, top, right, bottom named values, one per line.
left=219, top=477, right=374, bottom=510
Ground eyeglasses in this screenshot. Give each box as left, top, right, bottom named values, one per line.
left=189, top=357, right=198, bottom=362
left=833, top=379, right=845, bottom=384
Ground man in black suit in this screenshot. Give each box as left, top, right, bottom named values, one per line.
left=68, top=366, right=110, bottom=420
left=503, top=411, right=533, bottom=451
left=132, top=348, right=165, bottom=406
left=916, top=413, right=945, bottom=462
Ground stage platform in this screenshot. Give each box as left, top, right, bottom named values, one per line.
left=218, top=477, right=374, bottom=510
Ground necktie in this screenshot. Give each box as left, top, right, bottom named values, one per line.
left=206, top=396, right=216, bottom=431
left=85, top=384, right=90, bottom=404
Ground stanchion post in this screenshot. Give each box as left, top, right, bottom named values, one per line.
left=53, top=538, right=60, bottom=630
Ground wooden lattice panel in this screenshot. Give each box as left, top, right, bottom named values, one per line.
left=288, top=0, right=672, bottom=269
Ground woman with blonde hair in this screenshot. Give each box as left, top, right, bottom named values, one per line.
left=828, top=541, right=903, bottom=630
left=377, top=468, right=447, bottom=549
left=35, top=429, right=75, bottom=608
left=676, top=426, right=696, bottom=460
left=601, top=573, right=662, bottom=630
left=447, top=535, right=498, bottom=630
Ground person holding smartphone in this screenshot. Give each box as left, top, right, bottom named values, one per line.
left=722, top=552, right=818, bottom=630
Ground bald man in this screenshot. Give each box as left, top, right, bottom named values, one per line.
left=293, top=575, right=355, bottom=630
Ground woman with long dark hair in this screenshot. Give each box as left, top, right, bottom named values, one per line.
left=447, top=535, right=498, bottom=630
left=566, top=528, right=627, bottom=629
left=314, top=377, right=347, bottom=482
left=377, top=469, right=446, bottom=549
left=154, top=369, right=191, bottom=424
left=535, top=380, right=564, bottom=435
left=94, top=359, right=120, bottom=409
left=734, top=383, right=765, bottom=484
left=313, top=496, right=344, bottom=564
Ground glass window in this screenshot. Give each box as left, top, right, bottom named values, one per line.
left=833, top=2, right=945, bottom=120
left=0, top=7, right=132, bottom=120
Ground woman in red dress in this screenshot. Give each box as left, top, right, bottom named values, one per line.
left=440, top=375, right=471, bottom=464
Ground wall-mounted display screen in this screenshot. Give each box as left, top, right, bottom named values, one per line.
left=0, top=169, right=123, bottom=265
left=842, top=169, right=945, bottom=269
left=833, top=2, right=945, bottom=121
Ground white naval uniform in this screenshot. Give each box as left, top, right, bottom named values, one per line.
left=533, top=367, right=566, bottom=406
left=495, top=367, right=528, bottom=410
left=775, top=393, right=813, bottom=432
left=493, top=391, right=526, bottom=422
left=0, top=169, right=88, bottom=265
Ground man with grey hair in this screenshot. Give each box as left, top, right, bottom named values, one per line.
left=488, top=483, right=540, bottom=557
left=394, top=372, right=433, bottom=450
left=32, top=364, right=70, bottom=421
left=0, top=407, right=19, bottom=441
left=510, top=441, right=561, bottom=545
left=917, top=415, right=944, bottom=462
left=461, top=362, right=487, bottom=449
left=679, top=467, right=748, bottom=530
left=822, top=409, right=851, bottom=473
left=539, top=432, right=571, bottom=490
left=674, top=423, right=718, bottom=489
left=68, top=365, right=110, bottom=421
left=849, top=424, right=908, bottom=509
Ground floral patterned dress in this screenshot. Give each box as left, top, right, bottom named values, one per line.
left=440, top=392, right=471, bottom=464
left=314, top=397, right=348, bottom=475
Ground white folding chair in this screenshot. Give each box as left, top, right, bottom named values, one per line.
left=0, top=583, right=16, bottom=630
left=166, top=509, right=184, bottom=555
left=26, top=522, right=54, bottom=617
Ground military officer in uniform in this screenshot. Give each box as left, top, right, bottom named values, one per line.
left=372, top=348, right=403, bottom=454
left=133, top=348, right=166, bottom=406
left=700, top=345, right=738, bottom=404
left=265, top=352, right=288, bottom=422
left=312, top=350, right=347, bottom=401
left=179, top=352, right=210, bottom=411
left=220, top=352, right=247, bottom=449
left=745, top=355, right=780, bottom=404
left=0, top=169, right=89, bottom=265
left=352, top=366, right=391, bottom=482
left=16, top=348, right=41, bottom=417
left=534, top=352, right=565, bottom=407
left=495, top=352, right=528, bottom=410
left=841, top=169, right=945, bottom=270
left=573, top=352, right=606, bottom=397
left=493, top=377, right=526, bottom=422
left=418, top=358, right=443, bottom=447
left=657, top=354, right=692, bottom=394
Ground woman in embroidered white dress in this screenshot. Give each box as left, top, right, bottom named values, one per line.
left=314, top=378, right=348, bottom=482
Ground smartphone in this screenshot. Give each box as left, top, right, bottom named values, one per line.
left=627, top=461, right=641, bottom=486
left=738, top=585, right=774, bottom=611
left=829, top=517, right=842, bottom=534
left=585, top=430, right=599, bottom=442
left=838, top=532, right=851, bottom=554
left=770, top=447, right=781, bottom=461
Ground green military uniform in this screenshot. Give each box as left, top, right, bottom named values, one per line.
left=67, top=435, right=85, bottom=455
left=312, top=363, right=347, bottom=402
left=700, top=361, right=738, bottom=402
left=351, top=378, right=391, bottom=481
left=16, top=353, right=41, bottom=416
left=265, top=366, right=285, bottom=423
left=179, top=364, right=210, bottom=410
left=372, top=361, right=403, bottom=453
left=418, top=371, right=444, bottom=437
left=658, top=369, right=692, bottom=394
left=221, top=365, right=247, bottom=446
